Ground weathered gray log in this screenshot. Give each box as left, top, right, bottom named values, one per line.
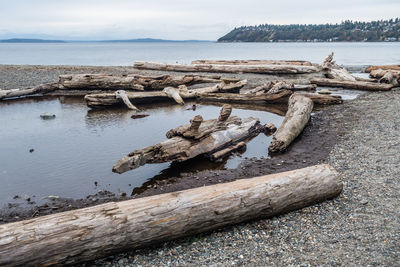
left=115, top=90, right=140, bottom=111
left=244, top=82, right=316, bottom=96
left=113, top=106, right=263, bottom=173
left=365, top=65, right=400, bottom=73
left=293, top=92, right=343, bottom=105
left=191, top=59, right=313, bottom=66
left=211, top=141, right=246, bottom=161
left=58, top=74, right=227, bottom=91
left=197, top=90, right=293, bottom=105
left=84, top=80, right=247, bottom=108
left=0, top=83, right=58, bottom=100
left=310, top=78, right=394, bottom=91
left=269, top=94, right=313, bottom=153
left=134, top=61, right=319, bottom=74
left=0, top=164, right=342, bottom=266
left=321, top=53, right=356, bottom=81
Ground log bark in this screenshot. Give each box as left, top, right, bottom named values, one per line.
left=210, top=141, right=246, bottom=161
left=115, top=90, right=140, bottom=111
left=84, top=80, right=247, bottom=108
left=269, top=94, right=313, bottom=153
left=310, top=78, right=394, bottom=91
left=321, top=53, right=356, bottom=81
left=58, top=74, right=226, bottom=91
left=113, top=116, right=262, bottom=173
left=293, top=92, right=343, bottom=105
left=365, top=65, right=400, bottom=73
left=0, top=83, right=58, bottom=100
left=134, top=61, right=319, bottom=74
left=0, top=164, right=342, bottom=266
left=197, top=90, right=293, bottom=105
left=191, top=59, right=313, bottom=66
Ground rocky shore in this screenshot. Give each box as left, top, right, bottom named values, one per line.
left=1, top=65, right=399, bottom=265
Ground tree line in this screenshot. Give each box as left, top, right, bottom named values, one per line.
left=218, top=18, right=400, bottom=42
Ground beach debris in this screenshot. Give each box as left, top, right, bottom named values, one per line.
left=131, top=114, right=150, bottom=119
left=269, top=94, right=313, bottom=153
left=318, top=89, right=332, bottom=94
left=112, top=105, right=266, bottom=174
left=311, top=77, right=394, bottom=91
left=0, top=164, right=342, bottom=266
left=40, top=112, right=56, bottom=119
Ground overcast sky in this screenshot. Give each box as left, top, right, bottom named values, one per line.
left=0, top=0, right=399, bottom=40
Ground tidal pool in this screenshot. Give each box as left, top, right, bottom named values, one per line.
left=0, top=97, right=285, bottom=206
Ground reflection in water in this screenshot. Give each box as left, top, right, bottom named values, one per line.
left=0, top=96, right=284, bottom=206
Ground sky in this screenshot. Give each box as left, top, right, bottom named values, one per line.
left=0, top=0, right=399, bottom=40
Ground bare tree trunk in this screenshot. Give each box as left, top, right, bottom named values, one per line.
left=0, top=164, right=342, bottom=266
left=58, top=74, right=227, bottom=91
left=293, top=92, right=343, bottom=105
left=191, top=59, right=313, bottom=66
left=365, top=65, right=400, bottom=73
left=84, top=80, right=247, bottom=108
left=321, top=53, right=356, bottom=81
left=134, top=61, right=319, bottom=74
left=310, top=78, right=394, bottom=91
left=197, top=90, right=292, bottom=105
left=269, top=94, right=313, bottom=153
left=0, top=83, right=58, bottom=100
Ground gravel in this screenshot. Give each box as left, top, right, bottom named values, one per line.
left=1, top=65, right=398, bottom=265
left=85, top=89, right=400, bottom=266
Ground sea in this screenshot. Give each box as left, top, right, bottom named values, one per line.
left=0, top=41, right=399, bottom=66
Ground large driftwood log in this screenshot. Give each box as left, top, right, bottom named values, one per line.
left=365, top=65, right=400, bottom=73
left=191, top=59, right=313, bottom=66
left=113, top=118, right=262, bottom=173
left=310, top=78, right=394, bottom=91
left=84, top=80, right=247, bottom=108
left=58, top=74, right=227, bottom=91
left=113, top=105, right=264, bottom=173
left=134, top=61, right=319, bottom=74
left=0, top=83, right=58, bottom=100
left=0, top=164, right=342, bottom=266
left=269, top=94, right=313, bottom=153
left=197, top=90, right=292, bottom=105
left=321, top=53, right=356, bottom=81
left=293, top=92, right=343, bottom=105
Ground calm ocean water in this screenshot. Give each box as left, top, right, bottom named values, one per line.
left=0, top=42, right=399, bottom=66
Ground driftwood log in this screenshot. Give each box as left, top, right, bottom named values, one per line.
left=197, top=90, right=292, bottom=105
left=0, top=83, right=58, bottom=100
left=269, top=94, right=313, bottom=153
left=293, top=92, right=343, bottom=105
left=321, top=53, right=356, bottom=81
left=58, top=74, right=228, bottom=91
left=84, top=80, right=247, bottom=108
left=113, top=105, right=264, bottom=173
left=134, top=61, right=319, bottom=74
left=311, top=78, right=394, bottom=91
left=198, top=89, right=341, bottom=106
left=0, top=164, right=342, bottom=266
left=365, top=65, right=400, bottom=73
left=191, top=59, right=312, bottom=66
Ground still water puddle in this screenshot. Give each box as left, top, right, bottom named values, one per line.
left=0, top=97, right=285, bottom=206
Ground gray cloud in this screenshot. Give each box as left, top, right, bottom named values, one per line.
left=0, top=0, right=399, bottom=40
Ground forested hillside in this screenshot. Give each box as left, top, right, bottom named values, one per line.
left=218, top=19, right=400, bottom=42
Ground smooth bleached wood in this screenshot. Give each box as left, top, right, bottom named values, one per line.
left=197, top=90, right=292, bottom=105
left=269, top=94, right=313, bottom=153
left=0, top=83, right=58, bottom=100
left=0, top=164, right=342, bottom=266
left=321, top=53, right=356, bottom=81
left=58, top=74, right=226, bottom=91
left=293, top=92, right=343, bottom=105
left=365, top=65, right=400, bottom=73
left=191, top=59, right=312, bottom=66
left=134, top=61, right=319, bottom=74
left=310, top=78, right=394, bottom=91
left=84, top=80, right=247, bottom=108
